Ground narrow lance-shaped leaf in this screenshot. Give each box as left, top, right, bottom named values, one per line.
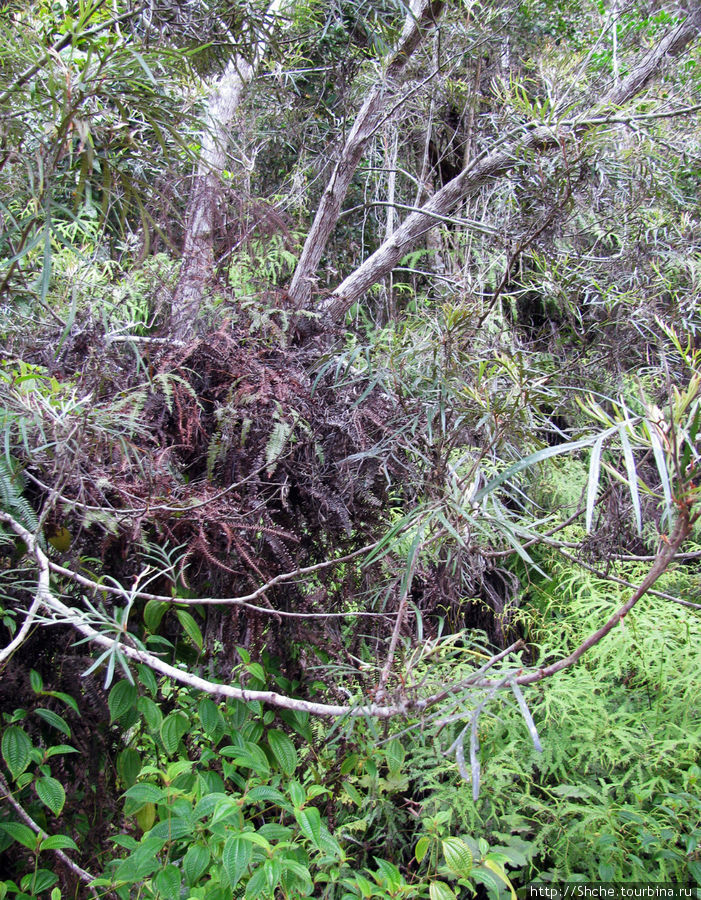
left=509, top=680, right=543, bottom=753
left=474, top=427, right=620, bottom=503
left=618, top=425, right=642, bottom=534
left=470, top=710, right=481, bottom=802
left=586, top=433, right=606, bottom=533
left=644, top=419, right=673, bottom=527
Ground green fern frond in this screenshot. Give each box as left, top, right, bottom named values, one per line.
left=265, top=419, right=293, bottom=476
left=0, top=457, right=38, bottom=534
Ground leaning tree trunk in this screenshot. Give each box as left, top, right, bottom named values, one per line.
left=317, top=7, right=701, bottom=323
left=287, top=0, right=445, bottom=308
left=171, top=1, right=287, bottom=341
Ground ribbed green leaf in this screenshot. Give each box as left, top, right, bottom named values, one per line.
left=198, top=697, right=219, bottom=736
left=138, top=695, right=163, bottom=733
left=143, top=599, right=167, bottom=632
left=222, top=835, right=252, bottom=889
left=385, top=738, right=405, bottom=775
left=116, top=748, right=142, bottom=788
left=415, top=836, right=430, bottom=863
left=267, top=730, right=298, bottom=776
left=2, top=726, right=32, bottom=780
left=175, top=608, right=203, bottom=651
left=183, top=843, right=210, bottom=886
left=25, top=868, right=57, bottom=894
left=123, top=782, right=165, bottom=806
left=442, top=836, right=473, bottom=878
left=160, top=712, right=189, bottom=756
left=0, top=822, right=37, bottom=850
left=153, top=865, right=181, bottom=900
left=430, top=882, right=457, bottom=900
left=36, top=776, right=66, bottom=816
left=108, top=680, right=137, bottom=722
left=35, top=708, right=71, bottom=737
left=295, top=807, right=322, bottom=848
left=40, top=833, right=79, bottom=852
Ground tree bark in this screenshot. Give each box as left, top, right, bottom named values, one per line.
left=319, top=8, right=701, bottom=322
left=171, top=1, right=286, bottom=341
left=287, top=0, right=445, bottom=308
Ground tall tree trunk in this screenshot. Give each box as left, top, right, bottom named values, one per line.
left=171, top=1, right=286, bottom=341
left=318, top=9, right=701, bottom=323
left=287, top=0, right=445, bottom=308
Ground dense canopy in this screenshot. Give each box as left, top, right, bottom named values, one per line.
left=0, top=0, right=700, bottom=896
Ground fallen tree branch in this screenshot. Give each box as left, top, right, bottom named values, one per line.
left=1, top=497, right=694, bottom=717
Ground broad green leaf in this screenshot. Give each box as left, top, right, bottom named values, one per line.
left=340, top=753, right=358, bottom=775
left=442, top=837, right=473, bottom=878
left=149, top=818, right=193, bottom=841
left=24, top=868, right=57, bottom=893
left=351, top=873, right=374, bottom=898
left=152, top=864, right=181, bottom=900
left=267, top=729, right=298, bottom=776
left=247, top=785, right=288, bottom=806
left=36, top=776, right=65, bottom=816
left=165, top=759, right=193, bottom=782
left=430, top=882, right=458, bottom=900
left=2, top=726, right=32, bottom=780
left=306, top=784, right=329, bottom=800
left=288, top=781, right=305, bottom=808
left=245, top=662, right=266, bottom=683
left=29, top=669, right=43, bottom=693
left=35, top=708, right=71, bottom=737
left=124, top=782, right=164, bottom=806
left=342, top=782, right=364, bottom=807
left=143, top=599, right=167, bottom=632
left=415, top=835, right=430, bottom=863
left=245, top=864, right=269, bottom=899
left=108, top=680, right=137, bottom=722
left=198, top=697, right=219, bottom=735
left=137, top=695, right=163, bottom=733
left=0, top=822, right=38, bottom=850
left=374, top=858, right=402, bottom=890
left=116, top=748, right=142, bottom=788
left=137, top=663, right=158, bottom=696
left=46, top=691, right=79, bottom=715
left=175, top=608, right=203, bottom=651
left=160, top=712, right=189, bottom=756
left=295, top=807, right=322, bottom=848
left=280, top=858, right=312, bottom=893
left=183, top=843, right=210, bottom=885
left=222, top=834, right=252, bottom=889
left=483, top=858, right=517, bottom=900
left=258, top=823, right=293, bottom=841
left=40, top=834, right=79, bottom=851
left=384, top=738, right=405, bottom=775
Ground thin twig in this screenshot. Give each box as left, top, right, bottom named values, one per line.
left=0, top=772, right=101, bottom=897
left=515, top=506, right=695, bottom=686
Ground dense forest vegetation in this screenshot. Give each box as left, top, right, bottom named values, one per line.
left=1, top=0, right=700, bottom=896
